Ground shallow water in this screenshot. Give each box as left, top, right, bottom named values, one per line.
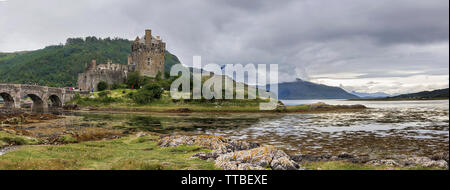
left=68, top=99, right=449, bottom=158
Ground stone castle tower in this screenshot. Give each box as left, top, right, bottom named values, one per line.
left=128, top=29, right=166, bottom=77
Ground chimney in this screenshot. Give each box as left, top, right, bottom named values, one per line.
left=156, top=36, right=161, bottom=41
left=145, top=29, right=152, bottom=45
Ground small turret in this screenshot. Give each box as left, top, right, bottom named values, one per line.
left=86, top=59, right=97, bottom=71
left=145, top=29, right=152, bottom=45
left=127, top=55, right=132, bottom=65
left=107, top=59, right=112, bottom=69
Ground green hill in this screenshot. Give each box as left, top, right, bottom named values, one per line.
left=0, top=37, right=181, bottom=87
left=351, top=88, right=449, bottom=101
left=388, top=88, right=449, bottom=100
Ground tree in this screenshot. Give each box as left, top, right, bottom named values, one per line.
left=127, top=72, right=144, bottom=89
left=131, top=83, right=163, bottom=104
left=97, top=81, right=108, bottom=91
left=155, top=71, right=162, bottom=81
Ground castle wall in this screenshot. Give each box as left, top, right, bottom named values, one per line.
left=77, top=69, right=127, bottom=91
left=129, top=43, right=165, bottom=77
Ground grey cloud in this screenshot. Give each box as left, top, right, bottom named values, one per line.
left=0, top=0, right=448, bottom=93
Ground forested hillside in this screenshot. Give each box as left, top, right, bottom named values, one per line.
left=0, top=37, right=181, bottom=87
left=387, top=88, right=449, bottom=100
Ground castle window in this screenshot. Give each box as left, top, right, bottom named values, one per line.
left=147, top=57, right=152, bottom=66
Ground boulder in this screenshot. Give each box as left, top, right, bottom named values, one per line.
left=431, top=152, right=449, bottom=163
left=215, top=146, right=304, bottom=170
left=63, top=104, right=78, bottom=110
left=404, top=157, right=448, bottom=169
left=159, top=135, right=260, bottom=157
left=367, top=159, right=400, bottom=167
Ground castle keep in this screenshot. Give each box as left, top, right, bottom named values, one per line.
left=77, top=29, right=165, bottom=91
left=128, top=29, right=166, bottom=77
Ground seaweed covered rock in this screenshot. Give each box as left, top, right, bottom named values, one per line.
left=431, top=152, right=449, bottom=163
left=159, top=135, right=260, bottom=157
left=366, top=159, right=400, bottom=167
left=403, top=157, right=448, bottom=169
left=215, top=146, right=304, bottom=170
left=159, top=135, right=303, bottom=170
left=63, top=104, right=79, bottom=110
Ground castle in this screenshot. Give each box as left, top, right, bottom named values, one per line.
left=77, top=29, right=166, bottom=91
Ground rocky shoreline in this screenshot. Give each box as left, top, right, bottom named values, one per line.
left=290, top=152, right=449, bottom=169
left=159, top=135, right=303, bottom=170
left=0, top=109, right=62, bottom=125
left=1, top=108, right=447, bottom=170
left=0, top=146, right=17, bottom=156
left=158, top=135, right=449, bottom=170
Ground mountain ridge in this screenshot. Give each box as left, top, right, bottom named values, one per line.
left=351, top=91, right=392, bottom=98
left=388, top=88, right=449, bottom=100
left=272, top=79, right=359, bottom=100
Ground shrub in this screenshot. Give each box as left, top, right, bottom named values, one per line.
left=97, top=81, right=108, bottom=91
left=127, top=72, right=144, bottom=89
left=131, top=83, right=163, bottom=104
left=111, top=83, right=128, bottom=90
left=98, top=91, right=109, bottom=98
left=111, top=84, right=120, bottom=90
left=73, top=93, right=81, bottom=99
left=155, top=72, right=162, bottom=81
left=126, top=92, right=134, bottom=99
left=57, top=134, right=78, bottom=144
left=0, top=137, right=27, bottom=145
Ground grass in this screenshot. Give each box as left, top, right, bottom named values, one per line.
left=285, top=105, right=310, bottom=111
left=0, top=131, right=41, bottom=147
left=70, top=88, right=271, bottom=112
left=0, top=135, right=219, bottom=170
left=71, top=88, right=366, bottom=113
left=57, top=134, right=78, bottom=144
left=92, top=89, right=137, bottom=99
left=302, top=161, right=444, bottom=170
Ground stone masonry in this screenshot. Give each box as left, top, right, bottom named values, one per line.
left=0, top=84, right=75, bottom=112
left=128, top=29, right=166, bottom=78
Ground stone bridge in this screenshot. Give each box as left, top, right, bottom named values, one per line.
left=0, top=84, right=76, bottom=112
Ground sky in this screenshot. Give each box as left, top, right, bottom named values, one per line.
left=0, top=0, right=448, bottom=94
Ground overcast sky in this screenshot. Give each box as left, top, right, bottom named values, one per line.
left=0, top=0, right=448, bottom=94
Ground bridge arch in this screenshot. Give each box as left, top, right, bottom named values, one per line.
left=26, top=93, right=46, bottom=112
left=48, top=94, right=62, bottom=108
left=0, top=92, right=15, bottom=108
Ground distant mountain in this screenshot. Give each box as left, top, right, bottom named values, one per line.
left=387, top=88, right=449, bottom=100
left=0, top=37, right=181, bottom=87
left=271, top=79, right=360, bottom=100
left=351, top=91, right=392, bottom=98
